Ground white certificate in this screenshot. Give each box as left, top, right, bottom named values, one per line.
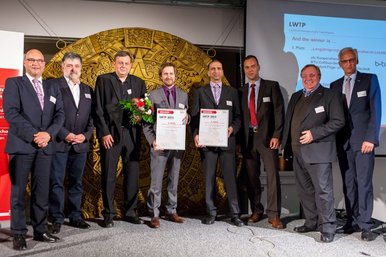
left=156, top=108, right=187, bottom=150
left=198, top=109, right=229, bottom=147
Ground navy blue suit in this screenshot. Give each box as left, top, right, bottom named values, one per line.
left=330, top=71, right=381, bottom=231
left=3, top=75, right=64, bottom=236
left=48, top=77, right=93, bottom=224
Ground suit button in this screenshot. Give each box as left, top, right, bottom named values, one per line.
left=77, top=114, right=79, bottom=116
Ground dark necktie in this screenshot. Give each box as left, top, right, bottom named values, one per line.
left=249, top=84, right=257, bottom=127
left=32, top=79, right=44, bottom=109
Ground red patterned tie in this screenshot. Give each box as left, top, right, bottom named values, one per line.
left=32, top=79, right=44, bottom=109
left=249, top=84, right=257, bottom=127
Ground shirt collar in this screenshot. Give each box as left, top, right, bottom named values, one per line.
left=210, top=81, right=222, bottom=88
left=26, top=73, right=42, bottom=85
left=303, top=83, right=321, bottom=97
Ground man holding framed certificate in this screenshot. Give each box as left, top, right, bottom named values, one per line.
left=143, top=62, right=189, bottom=228
left=190, top=59, right=244, bottom=227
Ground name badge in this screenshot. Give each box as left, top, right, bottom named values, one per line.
left=315, top=105, right=325, bottom=113
left=85, top=93, right=91, bottom=99
left=50, top=96, right=56, bottom=104
left=178, top=103, right=185, bottom=109
left=226, top=101, right=232, bottom=106
left=127, top=89, right=132, bottom=95
left=263, top=97, right=271, bottom=103
left=357, top=90, right=367, bottom=98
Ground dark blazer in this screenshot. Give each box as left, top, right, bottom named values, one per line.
left=282, top=86, right=345, bottom=163
left=143, top=86, right=188, bottom=145
left=239, top=79, right=284, bottom=148
left=49, top=77, right=94, bottom=153
left=3, top=75, right=64, bottom=155
left=330, top=71, right=381, bottom=152
left=93, top=72, right=146, bottom=144
left=190, top=84, right=241, bottom=151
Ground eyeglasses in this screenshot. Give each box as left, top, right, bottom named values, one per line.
left=340, top=58, right=356, bottom=65
left=26, top=58, right=45, bottom=63
left=301, top=73, right=319, bottom=79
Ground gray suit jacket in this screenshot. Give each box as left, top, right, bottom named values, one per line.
left=143, top=86, right=189, bottom=146
left=282, top=86, right=345, bottom=163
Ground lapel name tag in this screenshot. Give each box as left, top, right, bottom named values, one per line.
left=263, top=97, right=271, bottom=103
left=85, top=93, right=91, bottom=99
left=226, top=100, right=232, bottom=106
left=178, top=103, right=185, bottom=109
left=50, top=96, right=56, bottom=104
left=314, top=105, right=325, bottom=113
left=357, top=90, right=366, bottom=97
left=127, top=89, right=132, bottom=95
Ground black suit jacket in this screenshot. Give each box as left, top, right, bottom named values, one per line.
left=3, top=75, right=64, bottom=154
left=49, top=77, right=94, bottom=153
left=330, top=71, right=381, bottom=152
left=282, top=86, right=345, bottom=163
left=239, top=79, right=284, bottom=148
left=93, top=72, right=146, bottom=145
left=190, top=84, right=241, bottom=151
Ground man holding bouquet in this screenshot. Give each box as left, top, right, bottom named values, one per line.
left=93, top=50, right=146, bottom=227
left=143, top=62, right=189, bottom=228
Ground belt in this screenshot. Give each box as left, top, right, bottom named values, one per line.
left=249, top=127, right=258, bottom=133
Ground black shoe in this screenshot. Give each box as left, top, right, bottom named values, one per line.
left=294, top=225, right=316, bottom=233
left=337, top=224, right=360, bottom=234
left=361, top=230, right=377, bottom=241
left=123, top=215, right=143, bottom=224
left=102, top=219, right=114, bottom=228
left=33, top=232, right=60, bottom=243
left=13, top=234, right=27, bottom=250
left=202, top=215, right=216, bottom=225
left=320, top=233, right=335, bottom=243
left=231, top=217, right=244, bottom=227
left=69, top=219, right=91, bottom=229
left=51, top=223, right=61, bottom=234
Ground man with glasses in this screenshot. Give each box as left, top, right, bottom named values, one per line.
left=331, top=47, right=381, bottom=241
left=3, top=49, right=64, bottom=250
left=282, top=64, right=344, bottom=243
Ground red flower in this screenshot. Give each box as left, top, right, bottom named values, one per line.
left=137, top=101, right=145, bottom=108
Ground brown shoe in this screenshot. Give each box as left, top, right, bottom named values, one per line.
left=166, top=213, right=185, bottom=223
left=150, top=217, right=160, bottom=228
left=248, top=212, right=263, bottom=223
left=268, top=217, right=284, bottom=229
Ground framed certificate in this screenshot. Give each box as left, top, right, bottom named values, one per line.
left=198, top=109, right=229, bottom=147
left=156, top=108, right=187, bottom=150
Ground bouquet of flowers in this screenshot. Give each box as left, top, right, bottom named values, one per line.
left=121, top=93, right=154, bottom=125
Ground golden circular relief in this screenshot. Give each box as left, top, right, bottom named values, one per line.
left=44, top=27, right=235, bottom=219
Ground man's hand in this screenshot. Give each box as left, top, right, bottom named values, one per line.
left=228, top=126, right=233, bottom=137
left=270, top=138, right=280, bottom=149
left=194, top=135, right=204, bottom=148
left=72, top=134, right=86, bottom=144
left=33, top=131, right=51, bottom=148
left=361, top=141, right=374, bottom=154
left=300, top=130, right=313, bottom=144
left=65, top=133, right=76, bottom=143
left=102, top=135, right=114, bottom=149
left=152, top=140, right=163, bottom=151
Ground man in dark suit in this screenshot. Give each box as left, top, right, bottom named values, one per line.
left=282, top=64, right=345, bottom=243
left=239, top=55, right=284, bottom=228
left=330, top=47, right=382, bottom=241
left=3, top=49, right=65, bottom=250
left=190, top=59, right=244, bottom=227
left=93, top=50, right=146, bottom=228
left=48, top=53, right=93, bottom=234
left=143, top=62, right=188, bottom=228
